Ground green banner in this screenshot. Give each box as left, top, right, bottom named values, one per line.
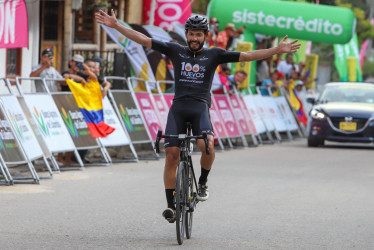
left=207, top=0, right=356, bottom=44
left=334, top=33, right=363, bottom=82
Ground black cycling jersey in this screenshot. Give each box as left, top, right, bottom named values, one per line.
left=152, top=39, right=240, bottom=106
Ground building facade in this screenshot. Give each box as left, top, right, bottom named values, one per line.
left=0, top=0, right=143, bottom=94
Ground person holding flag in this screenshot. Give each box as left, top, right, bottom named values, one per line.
left=96, top=9, right=301, bottom=223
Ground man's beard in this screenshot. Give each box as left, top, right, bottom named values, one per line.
left=188, top=40, right=204, bottom=52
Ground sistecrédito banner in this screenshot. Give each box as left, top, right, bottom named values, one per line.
left=334, top=33, right=363, bottom=82
left=208, top=0, right=356, bottom=44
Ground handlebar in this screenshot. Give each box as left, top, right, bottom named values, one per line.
left=154, top=129, right=210, bottom=155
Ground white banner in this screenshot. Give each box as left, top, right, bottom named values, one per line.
left=144, top=25, right=172, bottom=42
left=102, top=20, right=155, bottom=86
left=100, top=97, right=131, bottom=147
left=252, top=94, right=276, bottom=132
left=261, top=96, right=288, bottom=133
left=0, top=95, right=44, bottom=160
left=242, top=95, right=267, bottom=134
left=274, top=96, right=299, bottom=131
left=23, top=94, right=76, bottom=153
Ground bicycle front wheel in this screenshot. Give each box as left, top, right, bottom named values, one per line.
left=175, top=161, right=187, bottom=245
left=185, top=164, right=194, bottom=239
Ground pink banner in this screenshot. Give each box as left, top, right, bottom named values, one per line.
left=143, top=0, right=192, bottom=29
left=0, top=0, right=28, bottom=49
left=163, top=94, right=174, bottom=109
left=135, top=93, right=163, bottom=141
left=238, top=96, right=258, bottom=135
left=153, top=95, right=168, bottom=129
left=209, top=98, right=228, bottom=138
left=229, top=95, right=251, bottom=135
left=213, top=95, right=241, bottom=137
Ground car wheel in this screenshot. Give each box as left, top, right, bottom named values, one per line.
left=308, top=138, right=324, bottom=147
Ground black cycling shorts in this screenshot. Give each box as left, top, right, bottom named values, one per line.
left=164, top=100, right=214, bottom=148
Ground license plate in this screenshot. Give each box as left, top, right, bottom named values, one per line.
left=339, top=122, right=357, bottom=131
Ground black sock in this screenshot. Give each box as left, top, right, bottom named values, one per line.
left=165, top=189, right=175, bottom=209
left=198, top=167, right=210, bottom=185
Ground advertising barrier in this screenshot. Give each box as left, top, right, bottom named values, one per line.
left=105, top=76, right=158, bottom=159
left=128, top=78, right=163, bottom=141
left=241, top=94, right=267, bottom=136
left=273, top=96, right=301, bottom=134
left=0, top=101, right=39, bottom=184
left=0, top=94, right=53, bottom=176
left=14, top=78, right=84, bottom=168
left=212, top=94, right=247, bottom=147
left=52, top=93, right=99, bottom=149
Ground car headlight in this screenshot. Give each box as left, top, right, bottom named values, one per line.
left=310, top=109, right=326, bottom=120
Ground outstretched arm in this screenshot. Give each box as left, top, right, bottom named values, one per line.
left=95, top=9, right=152, bottom=48
left=239, top=35, right=301, bottom=62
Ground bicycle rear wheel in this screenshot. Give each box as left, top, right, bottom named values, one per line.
left=185, top=163, right=195, bottom=239
left=175, top=161, right=187, bottom=245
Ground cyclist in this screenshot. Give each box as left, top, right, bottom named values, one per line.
left=96, top=10, right=301, bottom=223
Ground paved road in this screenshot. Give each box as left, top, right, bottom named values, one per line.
left=1, top=139, right=374, bottom=249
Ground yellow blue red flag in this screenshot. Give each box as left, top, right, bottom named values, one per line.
left=66, top=79, right=115, bottom=138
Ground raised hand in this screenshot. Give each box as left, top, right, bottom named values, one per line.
left=95, top=9, right=117, bottom=28
left=278, top=35, right=301, bottom=53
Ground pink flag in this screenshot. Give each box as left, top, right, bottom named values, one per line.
left=143, top=0, right=192, bottom=30
left=359, top=40, right=369, bottom=71
left=0, top=0, right=28, bottom=49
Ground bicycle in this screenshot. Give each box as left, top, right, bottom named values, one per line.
left=155, top=123, right=210, bottom=245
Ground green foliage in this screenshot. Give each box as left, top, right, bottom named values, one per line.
left=363, top=60, right=374, bottom=80
left=191, top=0, right=210, bottom=14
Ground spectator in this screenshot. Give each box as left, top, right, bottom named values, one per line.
left=59, top=54, right=97, bottom=165
left=88, top=57, right=112, bottom=97
left=227, top=70, right=248, bottom=91
left=294, top=80, right=304, bottom=94
left=208, top=17, right=219, bottom=47
left=277, top=53, right=299, bottom=79
left=256, top=56, right=272, bottom=87
left=227, top=25, right=246, bottom=51
left=272, top=53, right=283, bottom=72
left=30, top=48, right=64, bottom=92
left=60, top=54, right=91, bottom=91
left=213, top=65, right=232, bottom=95
left=216, top=23, right=235, bottom=50
left=260, top=71, right=278, bottom=96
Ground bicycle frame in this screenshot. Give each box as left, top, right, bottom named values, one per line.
left=154, top=125, right=210, bottom=244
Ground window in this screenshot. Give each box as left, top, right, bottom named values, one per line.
left=6, top=49, right=22, bottom=78
left=74, top=0, right=95, bottom=43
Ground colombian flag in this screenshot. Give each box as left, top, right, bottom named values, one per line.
left=66, top=79, right=115, bottom=138
left=288, top=80, right=307, bottom=126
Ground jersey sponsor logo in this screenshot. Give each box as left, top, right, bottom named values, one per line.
left=180, top=62, right=206, bottom=80
left=179, top=53, right=190, bottom=59
left=200, top=56, right=208, bottom=61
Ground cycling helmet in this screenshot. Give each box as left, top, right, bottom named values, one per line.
left=185, top=15, right=209, bottom=32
